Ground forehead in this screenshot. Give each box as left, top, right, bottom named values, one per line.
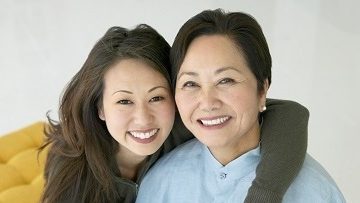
left=180, top=35, right=248, bottom=72
left=103, top=58, right=169, bottom=88
left=105, top=59, right=161, bottom=78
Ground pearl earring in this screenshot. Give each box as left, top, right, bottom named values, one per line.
left=262, top=106, right=267, bottom=112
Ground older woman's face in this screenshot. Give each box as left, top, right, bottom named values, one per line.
left=175, top=35, right=267, bottom=156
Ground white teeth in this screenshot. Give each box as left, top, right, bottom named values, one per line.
left=129, top=129, right=158, bottom=139
left=201, top=116, right=230, bottom=126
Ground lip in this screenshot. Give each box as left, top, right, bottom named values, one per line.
left=196, top=115, right=232, bottom=129
left=128, top=128, right=159, bottom=144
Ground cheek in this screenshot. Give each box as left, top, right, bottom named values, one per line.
left=156, top=103, right=175, bottom=139
left=175, top=92, right=198, bottom=130
left=227, top=87, right=260, bottom=110
left=175, top=92, right=192, bottom=116
left=156, top=101, right=176, bottom=124
left=104, top=107, right=131, bottom=133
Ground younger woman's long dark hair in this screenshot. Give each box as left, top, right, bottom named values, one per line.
left=40, top=24, right=171, bottom=202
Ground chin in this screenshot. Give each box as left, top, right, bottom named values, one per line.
left=198, top=137, right=225, bottom=148
left=137, top=146, right=161, bottom=156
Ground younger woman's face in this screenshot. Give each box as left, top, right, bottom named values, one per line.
left=99, top=59, right=175, bottom=157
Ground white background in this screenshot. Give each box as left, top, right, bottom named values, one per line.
left=1, top=0, right=359, bottom=202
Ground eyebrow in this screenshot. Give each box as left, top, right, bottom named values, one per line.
left=112, top=90, right=132, bottom=95
left=112, top=86, right=168, bottom=95
left=147, top=86, right=168, bottom=93
left=177, top=66, right=242, bottom=80
left=177, top=71, right=198, bottom=80
left=215, top=66, right=243, bottom=74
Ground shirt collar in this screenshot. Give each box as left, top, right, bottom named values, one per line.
left=202, top=144, right=261, bottom=181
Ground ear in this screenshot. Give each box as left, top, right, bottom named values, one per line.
left=98, top=107, right=105, bottom=121
left=259, top=79, right=269, bottom=112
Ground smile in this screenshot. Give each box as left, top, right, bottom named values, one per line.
left=199, top=116, right=231, bottom=126
left=128, top=129, right=159, bottom=139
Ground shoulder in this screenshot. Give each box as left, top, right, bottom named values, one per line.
left=137, top=139, right=203, bottom=202
left=284, top=154, right=346, bottom=202
left=139, top=139, right=201, bottom=184
left=151, top=138, right=201, bottom=173
left=298, top=154, right=342, bottom=190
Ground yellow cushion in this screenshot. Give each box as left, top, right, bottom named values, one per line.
left=0, top=122, right=47, bottom=203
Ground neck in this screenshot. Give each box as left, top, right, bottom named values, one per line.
left=209, top=122, right=260, bottom=166
left=116, top=146, right=147, bottom=181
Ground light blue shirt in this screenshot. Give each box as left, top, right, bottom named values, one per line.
left=136, top=139, right=346, bottom=203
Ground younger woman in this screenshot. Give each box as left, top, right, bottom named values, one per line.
left=41, top=24, right=308, bottom=203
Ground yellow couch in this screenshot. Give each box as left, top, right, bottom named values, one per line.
left=0, top=122, right=47, bottom=203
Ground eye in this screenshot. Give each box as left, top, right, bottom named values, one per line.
left=117, top=99, right=133, bottom=105
left=182, top=81, right=199, bottom=89
left=218, top=78, right=235, bottom=85
left=149, top=96, right=164, bottom=102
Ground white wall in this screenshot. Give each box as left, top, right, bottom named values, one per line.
left=1, top=0, right=358, bottom=201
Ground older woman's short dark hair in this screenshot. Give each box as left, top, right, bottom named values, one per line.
left=170, top=8, right=272, bottom=92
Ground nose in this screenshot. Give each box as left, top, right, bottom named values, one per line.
left=199, top=86, right=221, bottom=113
left=133, top=103, right=154, bottom=126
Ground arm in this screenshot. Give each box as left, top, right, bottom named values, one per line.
left=244, top=98, right=309, bottom=203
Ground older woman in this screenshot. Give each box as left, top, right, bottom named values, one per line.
left=41, top=23, right=310, bottom=203
left=136, top=9, right=345, bottom=203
